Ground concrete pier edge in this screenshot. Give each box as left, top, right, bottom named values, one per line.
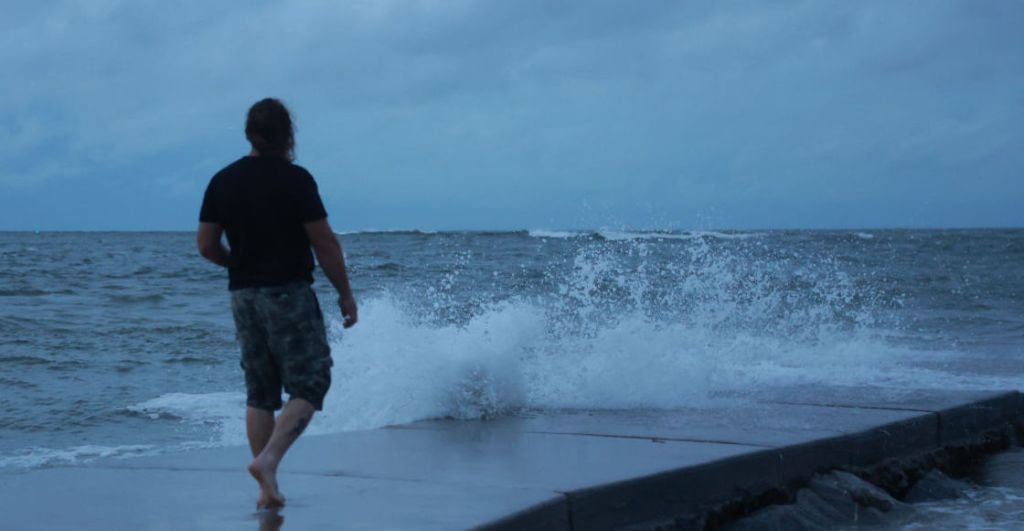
left=2, top=389, right=1021, bottom=530
left=479, top=390, right=1024, bottom=530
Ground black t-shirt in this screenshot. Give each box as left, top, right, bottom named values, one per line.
left=199, top=156, right=328, bottom=290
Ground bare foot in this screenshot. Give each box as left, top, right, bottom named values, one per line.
left=249, top=457, right=286, bottom=508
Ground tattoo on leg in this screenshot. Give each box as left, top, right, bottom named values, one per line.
left=290, top=414, right=311, bottom=438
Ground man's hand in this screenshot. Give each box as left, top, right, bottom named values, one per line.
left=339, top=294, right=358, bottom=328
left=306, top=219, right=358, bottom=328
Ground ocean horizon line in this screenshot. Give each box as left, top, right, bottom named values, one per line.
left=1, top=226, right=1023, bottom=234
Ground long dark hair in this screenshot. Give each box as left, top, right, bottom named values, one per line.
left=245, top=98, right=295, bottom=160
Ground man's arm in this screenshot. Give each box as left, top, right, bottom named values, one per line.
left=304, top=218, right=358, bottom=328
left=197, top=222, right=229, bottom=268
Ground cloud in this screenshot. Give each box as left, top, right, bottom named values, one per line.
left=1, top=0, right=1021, bottom=229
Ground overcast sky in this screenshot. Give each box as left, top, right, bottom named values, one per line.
left=2, top=1, right=1021, bottom=231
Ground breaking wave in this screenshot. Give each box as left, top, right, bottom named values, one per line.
left=102, top=234, right=1007, bottom=450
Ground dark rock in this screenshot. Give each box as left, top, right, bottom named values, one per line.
left=725, top=472, right=909, bottom=531
left=814, top=471, right=903, bottom=513
left=858, top=457, right=914, bottom=497
left=903, top=470, right=970, bottom=503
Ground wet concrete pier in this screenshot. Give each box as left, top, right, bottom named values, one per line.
left=1, top=386, right=1021, bottom=530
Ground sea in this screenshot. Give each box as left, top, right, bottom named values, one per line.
left=1, top=229, right=1022, bottom=528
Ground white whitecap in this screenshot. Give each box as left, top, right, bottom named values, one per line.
left=527, top=229, right=584, bottom=239
left=0, top=444, right=157, bottom=469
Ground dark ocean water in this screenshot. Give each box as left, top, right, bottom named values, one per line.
left=1, top=229, right=1023, bottom=527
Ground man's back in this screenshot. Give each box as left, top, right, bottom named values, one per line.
left=197, top=97, right=356, bottom=509
left=199, top=155, right=327, bottom=290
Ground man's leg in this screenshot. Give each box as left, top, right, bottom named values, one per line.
left=251, top=283, right=331, bottom=508
left=247, top=407, right=277, bottom=508
left=247, top=397, right=316, bottom=507
left=247, top=407, right=275, bottom=457
left=232, top=288, right=287, bottom=508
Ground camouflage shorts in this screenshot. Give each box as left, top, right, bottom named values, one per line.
left=230, top=281, right=333, bottom=411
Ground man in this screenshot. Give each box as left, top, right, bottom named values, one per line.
left=197, top=98, right=357, bottom=509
